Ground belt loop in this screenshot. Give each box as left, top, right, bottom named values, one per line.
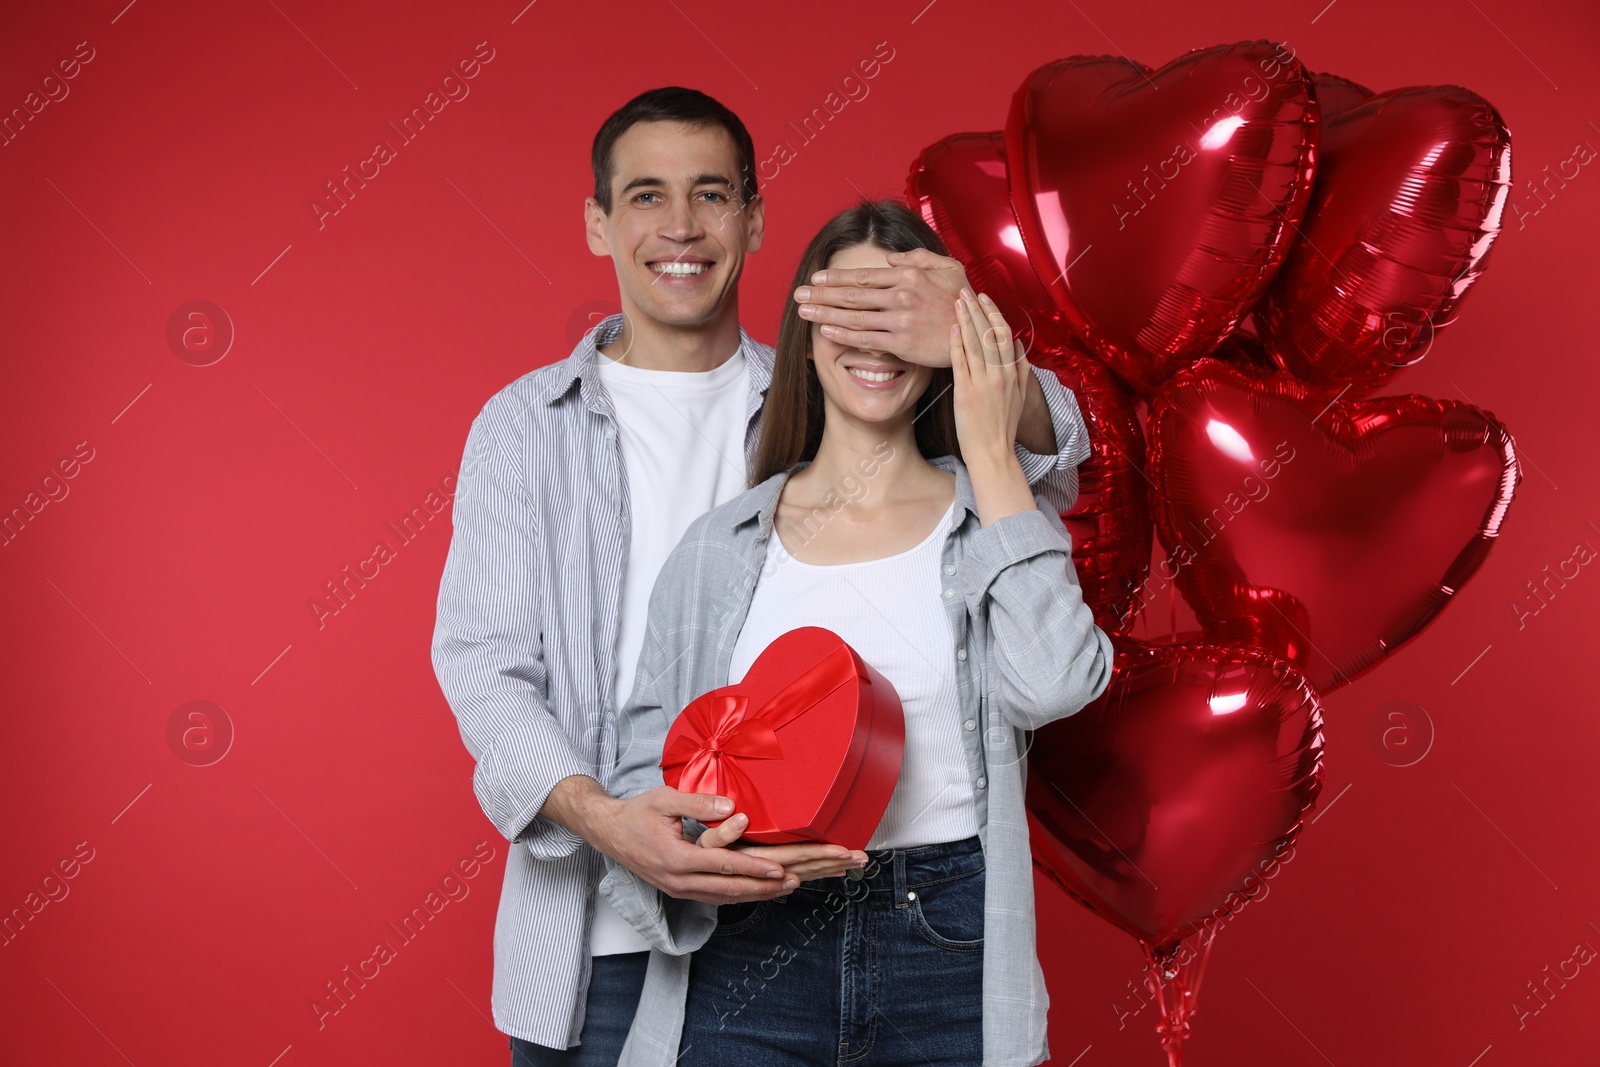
left=893, top=848, right=909, bottom=905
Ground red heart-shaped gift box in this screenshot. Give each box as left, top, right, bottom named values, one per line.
left=660, top=626, right=905, bottom=850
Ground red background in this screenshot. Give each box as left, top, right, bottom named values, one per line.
left=3, top=0, right=1597, bottom=1064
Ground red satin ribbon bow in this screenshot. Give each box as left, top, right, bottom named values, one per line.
left=661, top=644, right=861, bottom=830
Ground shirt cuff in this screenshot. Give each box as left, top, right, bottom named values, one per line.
left=598, top=858, right=718, bottom=955
left=1016, top=365, right=1093, bottom=513
left=472, top=721, right=593, bottom=860
left=956, top=507, right=1074, bottom=617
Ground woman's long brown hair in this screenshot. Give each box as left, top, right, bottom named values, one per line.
left=748, top=199, right=962, bottom=488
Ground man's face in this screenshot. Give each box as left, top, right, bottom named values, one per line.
left=585, top=120, right=764, bottom=333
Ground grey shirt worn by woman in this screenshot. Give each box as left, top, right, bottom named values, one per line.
left=600, top=454, right=1116, bottom=1067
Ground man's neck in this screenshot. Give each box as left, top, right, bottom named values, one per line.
left=598, top=302, right=744, bottom=372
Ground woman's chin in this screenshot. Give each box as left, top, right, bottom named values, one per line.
left=833, top=409, right=919, bottom=436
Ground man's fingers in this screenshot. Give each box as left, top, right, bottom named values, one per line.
left=816, top=324, right=887, bottom=352
left=675, top=840, right=786, bottom=882
left=887, top=247, right=960, bottom=272
left=800, top=304, right=891, bottom=330
left=804, top=266, right=903, bottom=292
left=656, top=786, right=735, bottom=824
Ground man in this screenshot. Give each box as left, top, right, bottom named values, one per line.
left=431, top=86, right=1092, bottom=1066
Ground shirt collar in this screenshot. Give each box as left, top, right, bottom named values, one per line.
left=537, top=313, right=773, bottom=413
left=733, top=453, right=981, bottom=537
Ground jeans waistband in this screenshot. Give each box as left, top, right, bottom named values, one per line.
left=797, top=834, right=983, bottom=896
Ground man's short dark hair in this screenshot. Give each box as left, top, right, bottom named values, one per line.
left=591, top=87, right=758, bottom=213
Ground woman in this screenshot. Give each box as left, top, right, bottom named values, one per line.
left=599, top=200, right=1114, bottom=1067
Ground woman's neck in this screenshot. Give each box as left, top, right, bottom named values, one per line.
left=786, top=417, right=947, bottom=512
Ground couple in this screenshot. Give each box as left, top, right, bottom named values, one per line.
left=432, top=85, right=1113, bottom=1067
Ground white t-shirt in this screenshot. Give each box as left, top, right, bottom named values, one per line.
left=590, top=345, right=750, bottom=956
left=728, top=498, right=978, bottom=851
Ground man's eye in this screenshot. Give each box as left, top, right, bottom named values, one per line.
left=633, top=192, right=660, bottom=205
left=697, top=191, right=727, bottom=203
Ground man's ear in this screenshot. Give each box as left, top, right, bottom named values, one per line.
left=584, top=197, right=610, bottom=257
left=743, top=194, right=766, bottom=254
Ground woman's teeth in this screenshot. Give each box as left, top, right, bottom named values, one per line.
left=651, top=262, right=708, bottom=275
left=848, top=368, right=903, bottom=383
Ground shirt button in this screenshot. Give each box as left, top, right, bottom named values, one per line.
left=964, top=719, right=976, bottom=731
left=976, top=776, right=987, bottom=789
left=943, top=588, right=955, bottom=599
left=943, top=563, right=956, bottom=575
left=956, top=648, right=967, bottom=661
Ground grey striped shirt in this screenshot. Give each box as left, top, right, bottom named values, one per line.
left=430, top=314, right=1100, bottom=1048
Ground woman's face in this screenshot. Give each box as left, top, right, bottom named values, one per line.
left=808, top=242, right=934, bottom=430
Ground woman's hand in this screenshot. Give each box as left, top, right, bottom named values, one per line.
left=950, top=290, right=1040, bottom=527
left=950, top=290, right=1029, bottom=462
left=696, top=813, right=868, bottom=883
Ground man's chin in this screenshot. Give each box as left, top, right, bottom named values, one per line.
left=625, top=296, right=729, bottom=332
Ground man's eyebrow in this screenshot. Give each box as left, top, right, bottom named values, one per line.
left=617, top=173, right=736, bottom=196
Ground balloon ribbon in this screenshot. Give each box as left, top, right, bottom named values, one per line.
left=1141, top=925, right=1220, bottom=1067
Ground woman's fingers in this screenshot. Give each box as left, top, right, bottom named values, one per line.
left=957, top=292, right=987, bottom=374
left=736, top=842, right=854, bottom=867
left=975, top=292, right=1016, bottom=367
left=948, top=319, right=968, bottom=381
left=788, top=861, right=860, bottom=881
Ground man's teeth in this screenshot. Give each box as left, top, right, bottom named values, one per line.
left=849, top=368, right=902, bottom=383
left=651, top=262, right=708, bottom=275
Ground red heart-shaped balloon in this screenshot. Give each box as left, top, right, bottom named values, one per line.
left=1308, top=70, right=1374, bottom=119
left=1029, top=336, right=1153, bottom=633
left=906, top=130, right=1065, bottom=354
left=1004, top=41, right=1318, bottom=395
left=1254, top=86, right=1512, bottom=394
left=904, top=136, right=1157, bottom=633
left=1027, top=639, right=1324, bottom=953
left=1146, top=359, right=1520, bottom=691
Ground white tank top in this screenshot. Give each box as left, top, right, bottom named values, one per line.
left=729, top=497, right=978, bottom=850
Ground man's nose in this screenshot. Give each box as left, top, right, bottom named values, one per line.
left=660, top=195, right=704, bottom=243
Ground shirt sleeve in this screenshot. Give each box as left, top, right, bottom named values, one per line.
left=431, top=396, right=592, bottom=860
left=1014, top=364, right=1093, bottom=516
left=956, top=499, right=1115, bottom=731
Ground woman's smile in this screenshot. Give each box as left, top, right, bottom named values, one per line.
left=844, top=361, right=909, bottom=390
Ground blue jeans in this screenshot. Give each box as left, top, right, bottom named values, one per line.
left=510, top=951, right=648, bottom=1066
left=680, top=836, right=986, bottom=1067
